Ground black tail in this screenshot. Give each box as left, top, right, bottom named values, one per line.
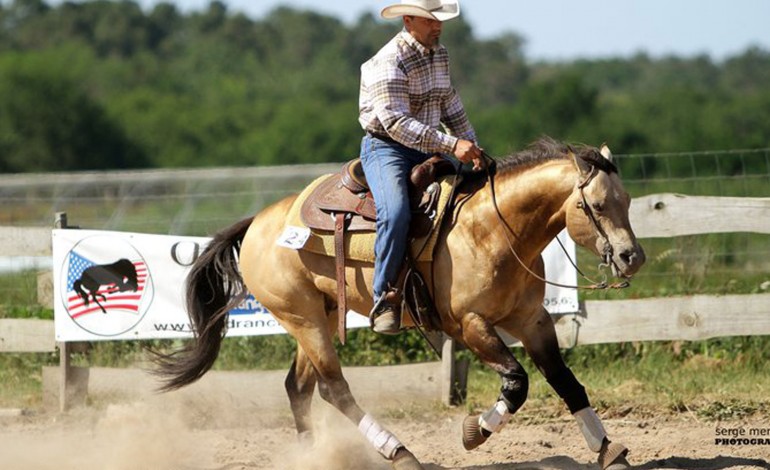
left=152, top=217, right=253, bottom=392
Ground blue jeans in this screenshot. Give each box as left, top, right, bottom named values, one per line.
left=360, top=134, right=431, bottom=301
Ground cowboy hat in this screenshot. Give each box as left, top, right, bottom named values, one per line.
left=381, top=0, right=461, bottom=22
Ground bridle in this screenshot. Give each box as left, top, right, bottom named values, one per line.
left=575, top=165, right=629, bottom=284
left=481, top=151, right=630, bottom=291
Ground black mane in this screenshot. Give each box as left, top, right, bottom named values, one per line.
left=496, top=136, right=618, bottom=175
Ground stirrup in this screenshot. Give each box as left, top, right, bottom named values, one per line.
left=372, top=307, right=401, bottom=335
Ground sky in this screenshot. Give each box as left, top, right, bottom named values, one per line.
left=130, top=0, right=770, bottom=61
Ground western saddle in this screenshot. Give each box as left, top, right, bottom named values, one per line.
left=299, top=155, right=458, bottom=343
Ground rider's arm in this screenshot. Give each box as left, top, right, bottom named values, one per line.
left=364, top=58, right=458, bottom=155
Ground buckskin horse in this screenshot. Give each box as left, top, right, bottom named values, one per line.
left=154, top=137, right=645, bottom=470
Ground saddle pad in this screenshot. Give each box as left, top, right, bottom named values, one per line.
left=284, top=174, right=455, bottom=262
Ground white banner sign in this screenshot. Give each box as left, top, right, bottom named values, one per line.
left=52, top=229, right=577, bottom=342
left=543, top=230, right=580, bottom=314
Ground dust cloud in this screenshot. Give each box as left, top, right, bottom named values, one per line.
left=0, top=398, right=203, bottom=470
left=0, top=393, right=392, bottom=470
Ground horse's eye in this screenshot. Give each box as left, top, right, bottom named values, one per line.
left=592, top=202, right=604, bottom=212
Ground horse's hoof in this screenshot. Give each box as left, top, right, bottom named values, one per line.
left=391, top=447, right=424, bottom=470
left=462, top=415, right=488, bottom=451
left=599, top=439, right=630, bottom=470
left=296, top=430, right=313, bottom=446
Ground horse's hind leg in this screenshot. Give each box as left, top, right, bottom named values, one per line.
left=280, top=318, right=424, bottom=470
left=458, top=313, right=530, bottom=451
left=285, top=345, right=317, bottom=442
left=520, top=308, right=629, bottom=470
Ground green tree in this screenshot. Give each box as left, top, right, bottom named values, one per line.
left=0, top=50, right=147, bottom=172
left=0, top=1, right=768, bottom=172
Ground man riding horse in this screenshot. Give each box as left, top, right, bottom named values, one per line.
left=359, top=0, right=483, bottom=334
left=154, top=2, right=646, bottom=469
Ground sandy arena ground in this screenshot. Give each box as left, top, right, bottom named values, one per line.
left=1, top=388, right=768, bottom=470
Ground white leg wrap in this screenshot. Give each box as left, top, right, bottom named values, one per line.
left=358, top=414, right=403, bottom=460
left=479, top=400, right=511, bottom=434
left=574, top=407, right=607, bottom=452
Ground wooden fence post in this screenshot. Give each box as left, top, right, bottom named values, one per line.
left=441, top=336, right=468, bottom=406
left=55, top=212, right=89, bottom=412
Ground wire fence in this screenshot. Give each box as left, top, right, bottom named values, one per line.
left=1, top=148, right=768, bottom=309
left=594, top=148, right=770, bottom=298
left=2, top=148, right=768, bottom=233
left=617, top=147, right=770, bottom=198
left=0, top=164, right=340, bottom=235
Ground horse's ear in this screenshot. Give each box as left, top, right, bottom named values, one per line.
left=569, top=147, right=592, bottom=177
left=599, top=143, right=613, bottom=162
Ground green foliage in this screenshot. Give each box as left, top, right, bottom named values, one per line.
left=0, top=272, right=52, bottom=318
left=0, top=45, right=148, bottom=171
left=0, top=352, right=57, bottom=407
left=0, top=1, right=769, bottom=172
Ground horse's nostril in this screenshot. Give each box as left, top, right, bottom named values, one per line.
left=619, top=250, right=635, bottom=265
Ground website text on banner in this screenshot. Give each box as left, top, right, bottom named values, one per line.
left=52, top=229, right=578, bottom=342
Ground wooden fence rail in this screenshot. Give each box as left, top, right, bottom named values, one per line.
left=0, top=319, right=56, bottom=353
left=629, top=193, right=770, bottom=236
left=503, top=293, right=770, bottom=349
left=0, top=226, right=51, bottom=257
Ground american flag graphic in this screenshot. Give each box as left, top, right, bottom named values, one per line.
left=66, top=251, right=148, bottom=319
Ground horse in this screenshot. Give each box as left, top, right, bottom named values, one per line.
left=153, top=137, right=646, bottom=470
left=73, top=258, right=138, bottom=313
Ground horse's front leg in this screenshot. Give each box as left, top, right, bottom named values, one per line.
left=458, top=312, right=529, bottom=451
left=519, top=308, right=630, bottom=470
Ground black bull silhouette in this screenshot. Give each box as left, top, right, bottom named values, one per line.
left=73, top=258, right=138, bottom=313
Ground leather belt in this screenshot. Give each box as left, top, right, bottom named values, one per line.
left=367, top=131, right=399, bottom=145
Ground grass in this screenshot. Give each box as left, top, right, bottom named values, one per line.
left=464, top=338, right=770, bottom=423
left=0, top=271, right=53, bottom=319
left=577, top=232, right=770, bottom=301
left=0, top=352, right=55, bottom=408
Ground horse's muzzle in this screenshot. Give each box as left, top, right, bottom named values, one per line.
left=614, top=243, right=646, bottom=277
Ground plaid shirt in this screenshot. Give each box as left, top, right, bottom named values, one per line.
left=359, top=29, right=477, bottom=155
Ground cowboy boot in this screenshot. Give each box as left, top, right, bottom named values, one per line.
left=371, top=290, right=401, bottom=335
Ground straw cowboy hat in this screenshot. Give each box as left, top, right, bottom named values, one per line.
left=381, top=0, right=461, bottom=22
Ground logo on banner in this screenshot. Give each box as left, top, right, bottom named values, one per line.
left=230, top=294, right=271, bottom=316
left=60, top=235, right=155, bottom=337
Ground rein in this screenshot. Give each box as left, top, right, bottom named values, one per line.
left=480, top=151, right=630, bottom=291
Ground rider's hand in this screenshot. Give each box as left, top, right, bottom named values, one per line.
left=453, top=139, right=484, bottom=171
